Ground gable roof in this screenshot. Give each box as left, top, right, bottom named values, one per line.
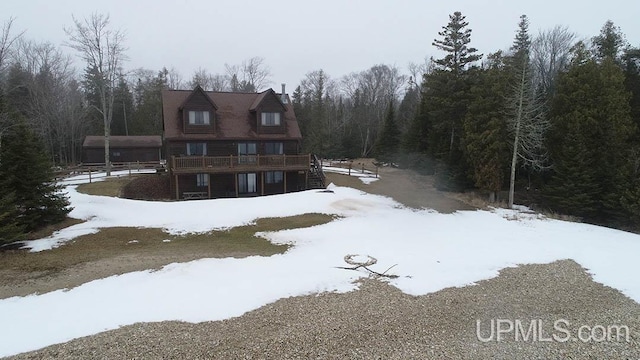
left=83, top=136, right=163, bottom=148
left=249, top=89, right=286, bottom=112
left=162, top=89, right=301, bottom=141
left=179, top=85, right=218, bottom=110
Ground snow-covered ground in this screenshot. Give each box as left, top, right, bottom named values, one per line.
left=1, top=171, right=640, bottom=357
left=322, top=165, right=379, bottom=184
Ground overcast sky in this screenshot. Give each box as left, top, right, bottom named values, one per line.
left=3, top=0, right=639, bottom=91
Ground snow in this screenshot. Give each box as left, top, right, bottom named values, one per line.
left=323, top=165, right=379, bottom=184
left=1, top=172, right=640, bottom=357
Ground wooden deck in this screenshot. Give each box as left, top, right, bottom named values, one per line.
left=170, top=154, right=311, bottom=174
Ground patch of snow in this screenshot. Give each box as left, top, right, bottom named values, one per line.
left=359, top=177, right=379, bottom=184
left=162, top=239, right=171, bottom=243
left=127, top=240, right=139, bottom=244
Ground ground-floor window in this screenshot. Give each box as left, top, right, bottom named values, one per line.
left=238, top=173, right=257, bottom=193
left=196, top=173, right=208, bottom=187
left=265, top=171, right=284, bottom=184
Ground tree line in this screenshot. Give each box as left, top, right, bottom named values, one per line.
left=295, top=13, right=640, bottom=229
left=0, top=11, right=639, bottom=239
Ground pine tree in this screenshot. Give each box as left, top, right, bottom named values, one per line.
left=0, top=119, right=71, bottom=233
left=432, top=11, right=482, bottom=76
left=375, top=101, right=400, bottom=162
left=423, top=11, right=482, bottom=189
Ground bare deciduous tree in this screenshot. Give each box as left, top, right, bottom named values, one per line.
left=341, top=64, right=406, bottom=156
left=166, top=67, right=183, bottom=90
left=225, top=57, right=272, bottom=92
left=0, top=17, right=24, bottom=75
left=65, top=13, right=126, bottom=174
left=531, top=26, right=576, bottom=98
left=507, top=16, right=549, bottom=208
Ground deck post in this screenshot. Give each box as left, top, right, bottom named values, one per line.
left=175, top=175, right=180, bottom=200
left=207, top=174, right=211, bottom=199
left=235, top=173, right=239, bottom=197
left=283, top=171, right=287, bottom=194
left=261, top=172, right=265, bottom=195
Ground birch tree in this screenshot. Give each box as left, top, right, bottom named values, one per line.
left=65, top=13, right=126, bottom=174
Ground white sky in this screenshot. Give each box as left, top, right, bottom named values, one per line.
left=3, top=0, right=640, bottom=90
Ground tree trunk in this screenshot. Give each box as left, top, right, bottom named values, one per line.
left=509, top=63, right=527, bottom=209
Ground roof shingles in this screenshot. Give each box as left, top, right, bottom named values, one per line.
left=162, top=89, right=301, bottom=141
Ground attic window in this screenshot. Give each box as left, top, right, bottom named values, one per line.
left=261, top=112, right=281, bottom=126
left=188, top=110, right=210, bottom=125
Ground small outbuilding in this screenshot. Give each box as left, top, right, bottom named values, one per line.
left=82, top=135, right=163, bottom=164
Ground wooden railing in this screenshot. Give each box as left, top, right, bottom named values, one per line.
left=171, top=154, right=311, bottom=173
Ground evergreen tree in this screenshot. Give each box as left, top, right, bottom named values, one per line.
left=546, top=46, right=635, bottom=223
left=432, top=11, right=483, bottom=75
left=417, top=11, right=482, bottom=189
left=0, top=118, right=71, bottom=234
left=375, top=100, right=400, bottom=162
left=0, top=189, right=23, bottom=245
left=463, top=52, right=510, bottom=201
left=592, top=20, right=627, bottom=63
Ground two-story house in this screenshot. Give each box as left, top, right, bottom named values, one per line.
left=162, top=85, right=323, bottom=200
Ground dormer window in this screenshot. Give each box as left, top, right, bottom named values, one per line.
left=189, top=110, right=210, bottom=125
left=261, top=112, right=281, bottom=126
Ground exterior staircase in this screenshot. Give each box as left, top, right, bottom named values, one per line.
left=308, top=154, right=326, bottom=189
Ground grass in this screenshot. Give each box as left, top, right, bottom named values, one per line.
left=0, top=213, right=337, bottom=274
left=75, top=176, right=138, bottom=197
left=25, top=217, right=85, bottom=241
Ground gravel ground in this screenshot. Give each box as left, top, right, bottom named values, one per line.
left=8, top=260, right=639, bottom=359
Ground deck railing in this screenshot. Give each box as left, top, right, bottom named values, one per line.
left=171, top=154, right=311, bottom=173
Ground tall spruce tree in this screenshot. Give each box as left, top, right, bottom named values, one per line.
left=0, top=118, right=71, bottom=234
left=426, top=11, right=482, bottom=189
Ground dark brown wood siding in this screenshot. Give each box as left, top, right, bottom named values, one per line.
left=256, top=94, right=286, bottom=135
left=82, top=147, right=161, bottom=163
left=167, top=140, right=298, bottom=157
left=181, top=90, right=216, bottom=134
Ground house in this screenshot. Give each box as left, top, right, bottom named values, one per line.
left=82, top=135, right=163, bottom=164
left=162, top=85, right=324, bottom=200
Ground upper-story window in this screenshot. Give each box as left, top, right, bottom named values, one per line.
left=265, top=142, right=283, bottom=155
left=188, top=110, right=210, bottom=125
left=187, top=143, right=207, bottom=156
left=261, top=112, right=281, bottom=126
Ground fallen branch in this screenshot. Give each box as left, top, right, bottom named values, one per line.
left=336, top=254, right=399, bottom=279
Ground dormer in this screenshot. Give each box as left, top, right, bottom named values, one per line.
left=250, top=88, right=287, bottom=134
left=180, top=86, right=217, bottom=134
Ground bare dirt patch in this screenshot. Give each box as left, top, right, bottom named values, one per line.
left=326, top=159, right=474, bottom=213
